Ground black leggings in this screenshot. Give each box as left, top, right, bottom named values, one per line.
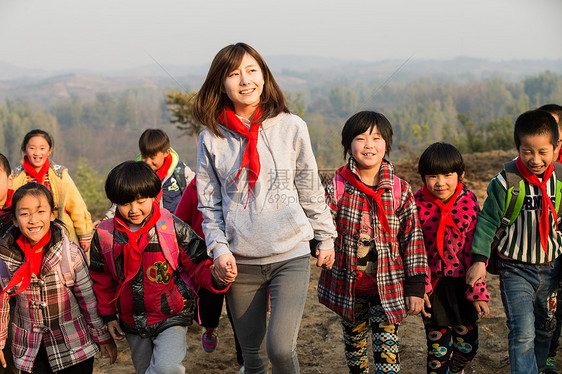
left=196, top=288, right=243, bottom=366
left=21, top=345, right=94, bottom=374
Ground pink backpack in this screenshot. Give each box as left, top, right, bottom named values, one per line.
left=95, top=211, right=198, bottom=295
left=0, top=231, right=79, bottom=291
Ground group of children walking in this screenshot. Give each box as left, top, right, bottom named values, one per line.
left=0, top=41, right=560, bottom=374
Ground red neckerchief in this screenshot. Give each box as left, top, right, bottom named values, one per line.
left=111, top=201, right=161, bottom=302
left=156, top=153, right=172, bottom=181
left=154, top=154, right=172, bottom=204
left=516, top=156, right=556, bottom=255
left=23, top=156, right=50, bottom=185
left=337, top=164, right=390, bottom=234
left=217, top=106, right=263, bottom=203
left=421, top=182, right=464, bottom=263
left=0, top=229, right=51, bottom=297
left=557, top=153, right=562, bottom=164
left=3, top=189, right=13, bottom=209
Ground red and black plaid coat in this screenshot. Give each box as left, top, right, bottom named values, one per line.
left=318, top=159, right=428, bottom=323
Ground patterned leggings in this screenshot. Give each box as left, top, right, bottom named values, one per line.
left=425, top=323, right=479, bottom=374
left=341, top=296, right=400, bottom=374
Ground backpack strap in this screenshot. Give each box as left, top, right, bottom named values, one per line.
left=155, top=210, right=199, bottom=294
left=96, top=219, right=120, bottom=282
left=58, top=234, right=76, bottom=287
left=174, top=163, right=188, bottom=193
left=502, top=160, right=526, bottom=226
left=392, top=175, right=401, bottom=212
left=552, top=162, right=562, bottom=219
left=0, top=258, right=10, bottom=290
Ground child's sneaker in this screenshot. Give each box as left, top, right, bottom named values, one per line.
left=201, top=327, right=218, bottom=353
left=543, top=356, right=559, bottom=374
left=238, top=364, right=245, bottom=374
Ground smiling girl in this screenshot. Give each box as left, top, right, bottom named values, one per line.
left=12, top=130, right=93, bottom=252
left=0, top=183, right=116, bottom=373
left=317, top=111, right=428, bottom=374
left=194, top=43, right=337, bottom=373
left=414, top=142, right=489, bottom=374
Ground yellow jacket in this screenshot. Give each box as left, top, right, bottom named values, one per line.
left=12, top=161, right=93, bottom=244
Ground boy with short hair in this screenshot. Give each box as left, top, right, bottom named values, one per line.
left=467, top=109, right=562, bottom=374
left=137, top=129, right=195, bottom=213
left=100, top=129, right=195, bottom=222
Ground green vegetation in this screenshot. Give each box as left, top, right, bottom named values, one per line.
left=0, top=70, right=561, bottom=218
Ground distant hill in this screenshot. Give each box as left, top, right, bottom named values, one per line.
left=0, top=56, right=561, bottom=103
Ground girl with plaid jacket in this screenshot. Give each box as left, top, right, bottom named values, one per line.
left=318, top=111, right=428, bottom=374
left=0, top=183, right=115, bottom=373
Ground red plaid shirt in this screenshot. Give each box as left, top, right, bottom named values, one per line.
left=0, top=226, right=111, bottom=372
left=318, top=158, right=428, bottom=323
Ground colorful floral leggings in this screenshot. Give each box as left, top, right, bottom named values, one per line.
left=425, top=323, right=479, bottom=374
left=341, top=296, right=400, bottom=374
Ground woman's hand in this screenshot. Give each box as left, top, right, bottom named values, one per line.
left=316, top=248, right=335, bottom=270
left=212, top=253, right=238, bottom=284
left=0, top=349, right=5, bottom=368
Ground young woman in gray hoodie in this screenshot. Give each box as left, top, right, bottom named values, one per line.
left=193, top=42, right=337, bottom=374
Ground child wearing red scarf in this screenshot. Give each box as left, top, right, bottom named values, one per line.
left=0, top=183, right=116, bottom=373
left=467, top=110, right=562, bottom=374
left=414, top=143, right=489, bottom=374
left=0, top=153, right=13, bottom=212
left=89, top=161, right=228, bottom=374
left=12, top=130, right=93, bottom=252
left=317, top=111, right=428, bottom=374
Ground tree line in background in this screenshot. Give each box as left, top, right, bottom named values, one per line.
left=0, top=70, right=560, bottom=218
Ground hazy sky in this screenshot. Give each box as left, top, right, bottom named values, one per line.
left=1, top=0, right=561, bottom=72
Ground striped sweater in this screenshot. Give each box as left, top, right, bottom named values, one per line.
left=471, top=168, right=562, bottom=263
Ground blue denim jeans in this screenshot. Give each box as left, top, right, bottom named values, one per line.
left=226, top=255, right=310, bottom=374
left=498, top=256, right=559, bottom=374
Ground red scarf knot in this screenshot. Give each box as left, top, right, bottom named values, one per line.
left=217, top=106, right=263, bottom=202
left=515, top=156, right=556, bottom=256
left=156, top=153, right=173, bottom=181
left=23, top=156, right=50, bottom=186
left=0, top=229, right=51, bottom=297
left=111, top=201, right=161, bottom=302
left=421, top=182, right=464, bottom=263
left=337, top=164, right=391, bottom=234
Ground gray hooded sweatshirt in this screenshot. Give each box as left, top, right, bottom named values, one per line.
left=197, top=112, right=336, bottom=265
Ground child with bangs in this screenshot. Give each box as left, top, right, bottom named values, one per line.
left=0, top=183, right=116, bottom=373
left=12, top=130, right=93, bottom=252
left=318, top=111, right=428, bottom=374
left=89, top=161, right=229, bottom=374
left=414, top=142, right=489, bottom=374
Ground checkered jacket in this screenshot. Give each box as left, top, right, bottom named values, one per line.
left=0, top=226, right=111, bottom=372
left=318, top=159, right=428, bottom=323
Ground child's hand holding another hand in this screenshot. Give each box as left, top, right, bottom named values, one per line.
left=99, top=341, right=118, bottom=365
left=473, top=300, right=490, bottom=319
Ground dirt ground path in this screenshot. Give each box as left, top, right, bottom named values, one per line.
left=93, top=150, right=562, bottom=373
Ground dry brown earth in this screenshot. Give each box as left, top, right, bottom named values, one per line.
left=94, top=150, right=562, bottom=373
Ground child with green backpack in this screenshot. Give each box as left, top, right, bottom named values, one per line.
left=467, top=109, right=562, bottom=374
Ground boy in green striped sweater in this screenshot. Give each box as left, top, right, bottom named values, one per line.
left=466, top=109, right=562, bottom=374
